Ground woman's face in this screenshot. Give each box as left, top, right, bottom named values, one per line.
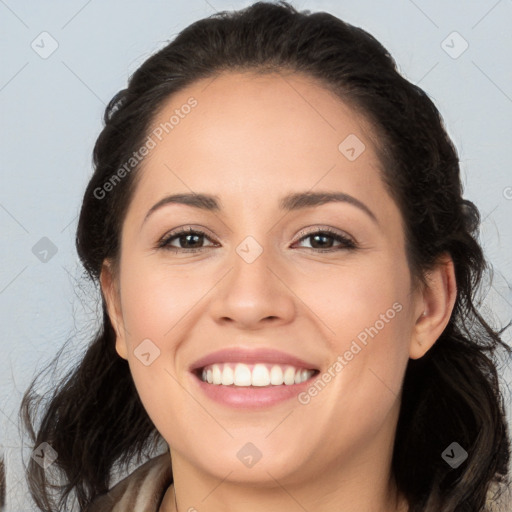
left=103, top=71, right=427, bottom=488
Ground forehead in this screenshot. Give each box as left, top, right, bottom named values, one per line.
left=151, top=70, right=376, bottom=155
left=121, top=70, right=405, bottom=244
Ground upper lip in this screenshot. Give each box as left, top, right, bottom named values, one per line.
left=189, top=347, right=320, bottom=372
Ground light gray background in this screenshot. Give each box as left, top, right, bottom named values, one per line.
left=1, top=0, right=511, bottom=510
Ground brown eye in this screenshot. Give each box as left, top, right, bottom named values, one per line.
left=294, top=228, right=357, bottom=252
left=158, top=228, right=217, bottom=252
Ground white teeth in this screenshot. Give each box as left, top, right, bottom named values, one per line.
left=221, top=364, right=234, bottom=385
left=233, top=363, right=252, bottom=386
left=251, top=364, right=270, bottom=386
left=283, top=366, right=296, bottom=385
left=212, top=365, right=222, bottom=385
left=199, top=363, right=315, bottom=386
left=269, top=365, right=283, bottom=385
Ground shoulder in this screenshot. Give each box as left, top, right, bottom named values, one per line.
left=85, top=453, right=172, bottom=512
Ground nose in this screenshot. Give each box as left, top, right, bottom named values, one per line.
left=209, top=243, right=296, bottom=330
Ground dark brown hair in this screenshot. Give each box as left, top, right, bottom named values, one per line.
left=21, top=2, right=511, bottom=511
left=0, top=456, right=5, bottom=511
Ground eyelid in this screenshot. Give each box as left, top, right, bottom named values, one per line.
left=158, top=225, right=218, bottom=244
left=293, top=225, right=356, bottom=245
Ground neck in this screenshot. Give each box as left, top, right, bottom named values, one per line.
left=162, top=482, right=408, bottom=512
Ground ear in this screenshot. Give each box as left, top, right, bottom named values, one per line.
left=100, top=260, right=128, bottom=360
left=409, top=253, right=457, bottom=360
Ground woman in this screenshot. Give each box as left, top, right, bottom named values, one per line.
left=21, top=1, right=511, bottom=511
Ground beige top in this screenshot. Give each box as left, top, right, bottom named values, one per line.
left=85, top=453, right=172, bottom=512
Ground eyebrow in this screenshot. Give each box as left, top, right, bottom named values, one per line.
left=143, top=191, right=378, bottom=225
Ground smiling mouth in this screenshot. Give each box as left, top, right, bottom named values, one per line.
left=193, top=362, right=320, bottom=387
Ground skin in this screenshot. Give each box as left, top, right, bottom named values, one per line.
left=101, top=70, right=457, bottom=512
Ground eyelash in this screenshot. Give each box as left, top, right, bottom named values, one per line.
left=156, top=226, right=357, bottom=254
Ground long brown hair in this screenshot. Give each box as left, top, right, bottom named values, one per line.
left=0, top=456, right=5, bottom=511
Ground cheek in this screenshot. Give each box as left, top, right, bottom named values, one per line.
left=294, top=253, right=411, bottom=407
left=114, top=258, right=190, bottom=398
left=119, top=258, right=202, bottom=345
left=293, top=253, right=409, bottom=346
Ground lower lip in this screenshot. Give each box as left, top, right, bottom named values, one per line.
left=190, top=371, right=317, bottom=409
